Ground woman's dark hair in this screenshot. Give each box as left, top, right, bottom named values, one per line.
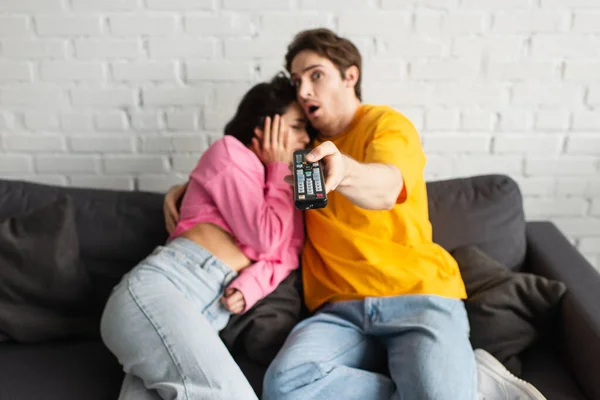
left=225, top=73, right=310, bottom=146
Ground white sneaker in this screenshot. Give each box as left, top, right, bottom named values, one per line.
left=475, top=349, right=547, bottom=400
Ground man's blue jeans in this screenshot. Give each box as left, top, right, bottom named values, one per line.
left=263, top=294, right=477, bottom=400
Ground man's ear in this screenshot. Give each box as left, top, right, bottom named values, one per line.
left=343, top=65, right=359, bottom=90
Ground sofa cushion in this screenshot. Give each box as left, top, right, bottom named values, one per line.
left=0, top=195, right=97, bottom=342
left=452, top=245, right=567, bottom=377
left=427, top=174, right=526, bottom=270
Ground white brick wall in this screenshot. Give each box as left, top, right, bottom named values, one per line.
left=0, top=2, right=599, bottom=269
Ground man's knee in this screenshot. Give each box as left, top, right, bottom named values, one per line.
left=263, top=356, right=324, bottom=399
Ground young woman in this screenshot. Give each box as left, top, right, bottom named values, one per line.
left=100, top=74, right=310, bottom=400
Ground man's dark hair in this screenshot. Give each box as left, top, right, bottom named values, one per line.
left=224, top=73, right=305, bottom=146
left=285, top=28, right=362, bottom=100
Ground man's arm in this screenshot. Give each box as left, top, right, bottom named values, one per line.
left=305, top=141, right=403, bottom=210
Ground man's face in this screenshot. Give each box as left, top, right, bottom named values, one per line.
left=290, top=50, right=353, bottom=136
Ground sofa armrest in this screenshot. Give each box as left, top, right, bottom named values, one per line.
left=526, top=221, right=600, bottom=400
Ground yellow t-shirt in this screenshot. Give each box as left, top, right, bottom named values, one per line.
left=302, top=104, right=467, bottom=312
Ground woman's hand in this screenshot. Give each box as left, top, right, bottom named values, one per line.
left=251, top=114, right=293, bottom=164
left=221, top=288, right=246, bottom=314
left=163, top=182, right=188, bottom=234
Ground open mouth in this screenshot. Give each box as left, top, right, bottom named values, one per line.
left=307, top=105, right=320, bottom=116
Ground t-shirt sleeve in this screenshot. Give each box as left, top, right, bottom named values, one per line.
left=364, top=114, right=426, bottom=204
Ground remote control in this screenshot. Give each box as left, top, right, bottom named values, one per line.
left=293, top=149, right=328, bottom=210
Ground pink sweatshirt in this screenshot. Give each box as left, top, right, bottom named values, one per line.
left=169, top=135, right=304, bottom=312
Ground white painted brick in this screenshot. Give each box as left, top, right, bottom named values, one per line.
left=225, top=39, right=288, bottom=59
left=398, top=108, right=425, bottom=132
left=143, top=87, right=211, bottom=106
left=553, top=218, right=600, bottom=237
left=203, top=110, right=232, bottom=131
left=565, top=62, right=600, bottom=81
left=35, top=155, right=99, bottom=174
left=488, top=62, right=558, bottom=81
left=166, top=110, right=199, bottom=131
left=148, top=38, right=216, bottom=59
left=541, top=0, right=599, bottom=7
left=214, top=83, right=254, bottom=110
left=532, top=36, right=600, bottom=58
left=513, top=177, right=555, bottom=196
left=172, top=136, right=208, bottom=152
left=411, top=59, right=479, bottom=81
left=0, top=113, right=15, bottom=130
left=512, top=84, right=583, bottom=106
left=424, top=155, right=454, bottom=179
left=300, top=0, right=369, bottom=10
left=140, top=137, right=173, bottom=153
left=432, top=84, right=509, bottom=106
left=132, top=111, right=164, bottom=132
left=75, top=39, right=143, bottom=60
left=493, top=12, right=566, bottom=33
left=12, top=175, right=67, bottom=186
left=71, top=0, right=139, bottom=11
left=589, top=86, right=600, bottom=106
left=363, top=60, right=405, bottom=82
left=0, top=62, right=33, bottom=81
left=453, top=36, right=526, bottom=60
left=497, top=109, right=533, bottom=132
left=0, top=155, right=32, bottom=173
left=112, top=62, right=177, bottom=82
left=1, top=39, right=67, bottom=59
left=3, top=135, right=65, bottom=152
left=104, top=155, right=169, bottom=174
left=94, top=112, right=128, bottom=131
left=526, top=157, right=597, bottom=176
left=261, top=13, right=333, bottom=36
left=592, top=199, right=600, bottom=217
left=1, top=85, right=66, bottom=107
left=424, top=108, right=459, bottom=131
left=363, top=83, right=434, bottom=106
left=524, top=198, right=588, bottom=218
left=69, top=136, right=134, bottom=153
left=61, top=113, right=94, bottom=133
left=108, top=16, right=177, bottom=36
left=185, top=15, right=252, bottom=36
left=557, top=178, right=589, bottom=196
left=423, top=134, right=490, bottom=153
left=566, top=136, right=600, bottom=155
left=592, top=181, right=600, bottom=195
left=383, top=37, right=448, bottom=58
left=339, top=13, right=411, bottom=35
left=35, top=16, right=103, bottom=36
left=382, top=0, right=458, bottom=8
left=69, top=175, right=134, bottom=190
left=71, top=88, right=137, bottom=108
left=454, top=155, right=523, bottom=176
left=138, top=174, right=187, bottom=193
left=147, top=0, right=214, bottom=10
left=172, top=154, right=199, bottom=172
left=461, top=0, right=532, bottom=8
left=535, top=109, right=570, bottom=131
left=573, top=111, right=600, bottom=131
left=580, top=237, right=600, bottom=253
left=24, top=112, right=60, bottom=131
left=224, top=0, right=291, bottom=10
left=573, top=12, right=600, bottom=33
left=494, top=134, right=563, bottom=154
left=416, top=12, right=487, bottom=34
left=461, top=110, right=496, bottom=131
left=186, top=62, right=253, bottom=82
left=0, top=0, right=64, bottom=11
left=0, top=17, right=30, bottom=37
left=41, top=61, right=105, bottom=82
left=344, top=36, right=377, bottom=59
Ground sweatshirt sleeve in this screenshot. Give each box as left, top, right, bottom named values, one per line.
left=205, top=161, right=294, bottom=255
left=227, top=213, right=304, bottom=312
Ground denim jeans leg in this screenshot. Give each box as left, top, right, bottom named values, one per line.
left=370, top=295, right=477, bottom=400
left=263, top=301, right=394, bottom=400
left=118, top=373, right=162, bottom=400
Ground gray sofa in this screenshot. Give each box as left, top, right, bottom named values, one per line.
left=0, top=174, right=598, bottom=400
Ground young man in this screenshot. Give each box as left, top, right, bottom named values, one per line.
left=164, top=29, right=546, bottom=400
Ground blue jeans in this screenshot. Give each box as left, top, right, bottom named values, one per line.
left=100, top=238, right=258, bottom=400
left=263, top=295, right=477, bottom=400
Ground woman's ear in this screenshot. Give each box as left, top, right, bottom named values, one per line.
left=343, top=65, right=360, bottom=90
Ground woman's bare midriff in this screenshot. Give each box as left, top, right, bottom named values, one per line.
left=180, top=223, right=252, bottom=272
